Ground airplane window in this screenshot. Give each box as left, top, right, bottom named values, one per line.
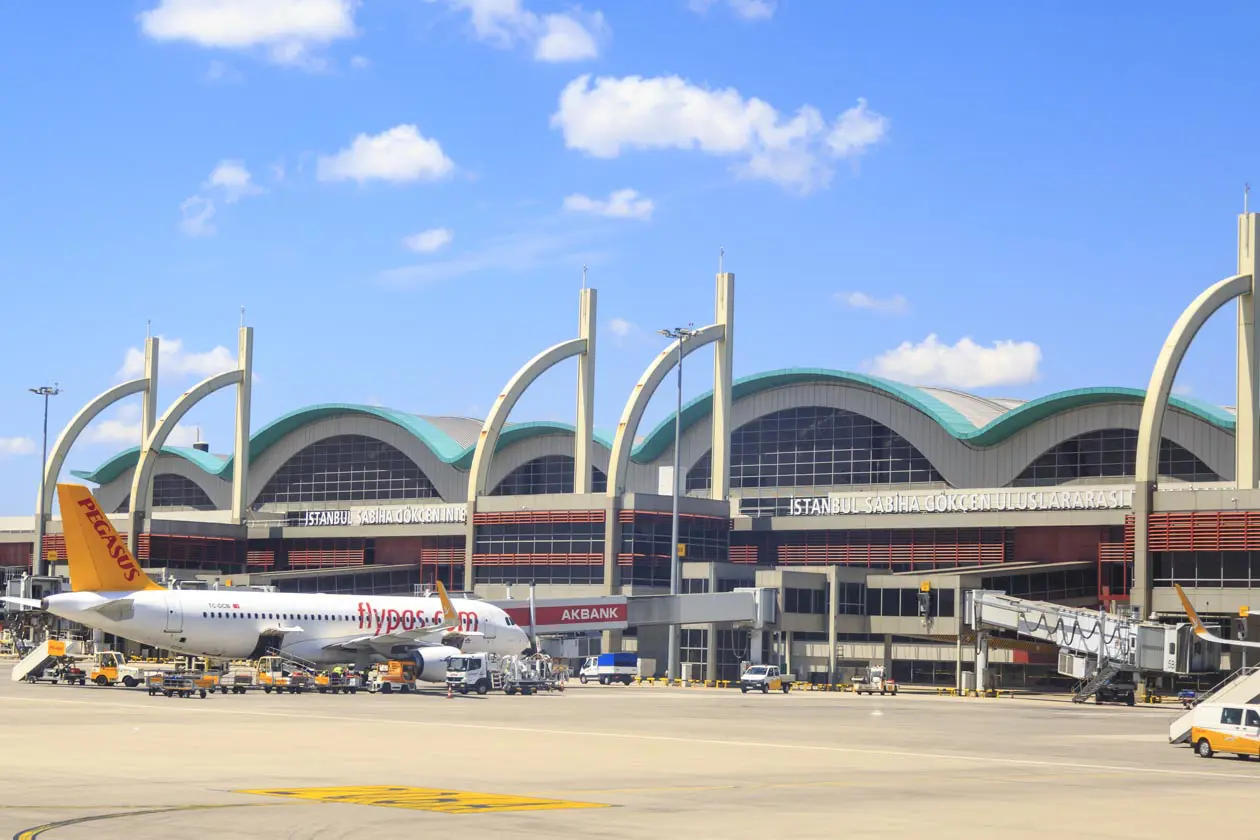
left=202, top=612, right=207, bottom=618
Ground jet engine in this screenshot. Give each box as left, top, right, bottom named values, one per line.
left=411, top=645, right=459, bottom=682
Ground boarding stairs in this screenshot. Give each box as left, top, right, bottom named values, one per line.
left=10, top=638, right=86, bottom=682
left=1168, top=666, right=1260, bottom=744
left=263, top=647, right=320, bottom=673
left=1072, top=659, right=1123, bottom=703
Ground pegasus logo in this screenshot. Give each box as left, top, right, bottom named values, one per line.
left=76, top=497, right=140, bottom=582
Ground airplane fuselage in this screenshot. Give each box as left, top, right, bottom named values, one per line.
left=43, top=589, right=530, bottom=666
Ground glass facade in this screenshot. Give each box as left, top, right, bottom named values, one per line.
left=687, top=406, right=943, bottom=491
left=113, top=474, right=217, bottom=513
left=979, top=567, right=1097, bottom=601
left=619, top=513, right=730, bottom=587
left=1153, top=552, right=1260, bottom=588
left=865, top=588, right=956, bottom=618
left=1012, top=429, right=1219, bottom=486
left=474, top=521, right=604, bottom=557
left=474, top=564, right=604, bottom=585
left=490, top=455, right=608, bottom=496
left=783, top=587, right=828, bottom=615
left=255, top=434, right=440, bottom=505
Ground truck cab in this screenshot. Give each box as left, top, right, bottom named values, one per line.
left=740, top=665, right=791, bottom=694
left=446, top=653, right=500, bottom=695
left=579, top=652, right=637, bottom=685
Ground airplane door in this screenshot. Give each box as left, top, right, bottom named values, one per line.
left=164, top=593, right=183, bottom=634
left=482, top=616, right=496, bottom=639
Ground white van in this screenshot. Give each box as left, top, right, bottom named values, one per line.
left=1189, top=702, right=1260, bottom=759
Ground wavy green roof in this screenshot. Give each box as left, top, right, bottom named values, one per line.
left=632, top=369, right=1237, bottom=458
left=72, top=404, right=614, bottom=485
left=72, top=376, right=1236, bottom=484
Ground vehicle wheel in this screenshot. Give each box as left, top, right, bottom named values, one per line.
left=623, top=677, right=633, bottom=686
left=523, top=687, right=533, bottom=696
left=1126, top=692, right=1136, bottom=707
left=263, top=686, right=272, bottom=694
left=579, top=675, right=588, bottom=684
left=401, top=684, right=411, bottom=694
left=199, top=689, right=207, bottom=699
left=782, top=684, right=790, bottom=694
left=476, top=680, right=489, bottom=696
left=95, top=675, right=109, bottom=686
left=1197, top=739, right=1214, bottom=759
left=599, top=676, right=608, bottom=686
left=26, top=675, right=37, bottom=684
left=164, top=690, right=174, bottom=697
left=460, top=687, right=469, bottom=695
left=741, top=686, right=748, bottom=694
left=761, top=684, right=769, bottom=694
left=1095, top=694, right=1102, bottom=704
left=382, top=684, right=393, bottom=694
left=123, top=677, right=138, bottom=688
left=506, top=686, right=517, bottom=695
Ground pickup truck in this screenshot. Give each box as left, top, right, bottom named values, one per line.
left=579, top=652, right=637, bottom=686
left=740, top=665, right=791, bottom=694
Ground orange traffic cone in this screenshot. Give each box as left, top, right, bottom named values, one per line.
left=447, top=682, right=453, bottom=699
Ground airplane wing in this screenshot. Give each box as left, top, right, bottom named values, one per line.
left=0, top=596, right=43, bottom=610
left=1174, top=583, right=1260, bottom=649
left=322, top=580, right=469, bottom=654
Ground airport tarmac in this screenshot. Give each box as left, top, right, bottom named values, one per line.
left=0, top=668, right=1253, bottom=839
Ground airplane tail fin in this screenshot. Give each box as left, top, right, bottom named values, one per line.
left=1173, top=583, right=1208, bottom=637
left=57, top=484, right=162, bottom=593
left=435, top=580, right=459, bottom=631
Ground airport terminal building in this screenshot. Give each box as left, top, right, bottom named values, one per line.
left=6, top=217, right=1260, bottom=684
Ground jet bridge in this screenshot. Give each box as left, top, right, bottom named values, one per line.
left=966, top=590, right=1220, bottom=699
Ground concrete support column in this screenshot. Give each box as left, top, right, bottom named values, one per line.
left=706, top=564, right=719, bottom=682
left=710, top=272, right=735, bottom=500
left=231, top=327, right=253, bottom=523
left=602, top=510, right=620, bottom=596
left=1238, top=213, right=1260, bottom=488
left=827, top=566, right=838, bottom=685
left=785, top=630, right=794, bottom=679
left=881, top=634, right=892, bottom=676
left=463, top=502, right=476, bottom=590
left=1132, top=480, right=1153, bottom=619
left=750, top=630, right=763, bottom=665
left=976, top=634, right=990, bottom=692
left=139, top=337, right=160, bottom=525
left=574, top=288, right=597, bottom=493
left=955, top=584, right=964, bottom=693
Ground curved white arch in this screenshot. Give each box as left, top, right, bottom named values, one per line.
left=127, top=370, right=242, bottom=551
left=96, top=458, right=230, bottom=514
left=1135, top=273, right=1251, bottom=484
left=248, top=416, right=464, bottom=507
left=606, top=323, right=725, bottom=497
left=467, top=337, right=587, bottom=500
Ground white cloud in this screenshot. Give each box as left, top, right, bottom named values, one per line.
left=1172, top=383, right=1194, bottom=397
left=118, top=336, right=238, bottom=380
left=179, top=160, right=262, bottom=236
left=138, top=0, right=357, bottom=68
left=179, top=195, right=216, bottom=236
left=607, top=316, right=643, bottom=346
left=551, top=75, right=889, bottom=193
left=0, top=437, right=36, bottom=457
left=317, top=125, right=455, bottom=183
left=426, top=0, right=606, bottom=62
left=205, top=159, right=262, bottom=203
left=563, top=188, right=654, bottom=220
left=837, top=291, right=907, bottom=314
left=402, top=227, right=454, bottom=253
left=379, top=228, right=603, bottom=288
left=867, top=334, right=1042, bottom=390
left=83, top=404, right=202, bottom=447
left=204, top=60, right=243, bottom=83
left=690, top=0, right=776, bottom=20
left=349, top=54, right=370, bottom=69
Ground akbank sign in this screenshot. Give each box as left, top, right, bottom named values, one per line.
left=289, top=504, right=468, bottom=527
left=788, top=485, right=1134, bottom=516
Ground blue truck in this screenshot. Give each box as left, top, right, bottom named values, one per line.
left=579, top=652, right=638, bottom=685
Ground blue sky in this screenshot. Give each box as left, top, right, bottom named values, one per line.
left=0, top=0, right=1257, bottom=514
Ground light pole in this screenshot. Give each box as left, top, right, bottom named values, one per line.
left=29, top=383, right=62, bottom=577
left=658, top=326, right=697, bottom=682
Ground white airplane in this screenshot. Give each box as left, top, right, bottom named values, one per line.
left=1174, top=583, right=1260, bottom=649
left=2, top=484, right=531, bottom=681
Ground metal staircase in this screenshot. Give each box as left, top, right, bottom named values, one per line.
left=1169, top=666, right=1260, bottom=743
left=1072, top=659, right=1122, bottom=703
left=263, top=647, right=320, bottom=672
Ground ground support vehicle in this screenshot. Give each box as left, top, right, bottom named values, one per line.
left=852, top=666, right=898, bottom=696
left=316, top=671, right=362, bottom=694
left=367, top=661, right=417, bottom=694
left=579, top=652, right=637, bottom=685
left=446, top=653, right=504, bottom=695
left=1190, top=702, right=1260, bottom=759
left=740, top=665, right=791, bottom=694
left=257, top=656, right=312, bottom=694
left=87, top=651, right=173, bottom=688
left=1093, top=673, right=1138, bottom=707
left=151, top=674, right=209, bottom=699
left=217, top=665, right=258, bottom=694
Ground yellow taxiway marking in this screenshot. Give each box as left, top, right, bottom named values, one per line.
left=236, top=786, right=611, bottom=814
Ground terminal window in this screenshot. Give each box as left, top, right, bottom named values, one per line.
left=254, top=434, right=440, bottom=505
left=1012, top=429, right=1219, bottom=486
left=687, top=406, right=943, bottom=491
left=113, top=474, right=217, bottom=512
left=490, top=455, right=608, bottom=496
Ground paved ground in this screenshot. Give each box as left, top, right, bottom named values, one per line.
left=0, top=667, right=1253, bottom=839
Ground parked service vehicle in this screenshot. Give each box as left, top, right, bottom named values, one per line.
left=367, top=660, right=417, bottom=694
left=579, top=652, right=638, bottom=685
left=740, top=665, right=791, bottom=694
left=853, top=665, right=897, bottom=696
left=257, top=655, right=311, bottom=694
left=88, top=651, right=174, bottom=688
left=447, top=653, right=503, bottom=695
left=1191, top=703, right=1260, bottom=759
left=315, top=670, right=361, bottom=695
left=1093, top=673, right=1138, bottom=707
